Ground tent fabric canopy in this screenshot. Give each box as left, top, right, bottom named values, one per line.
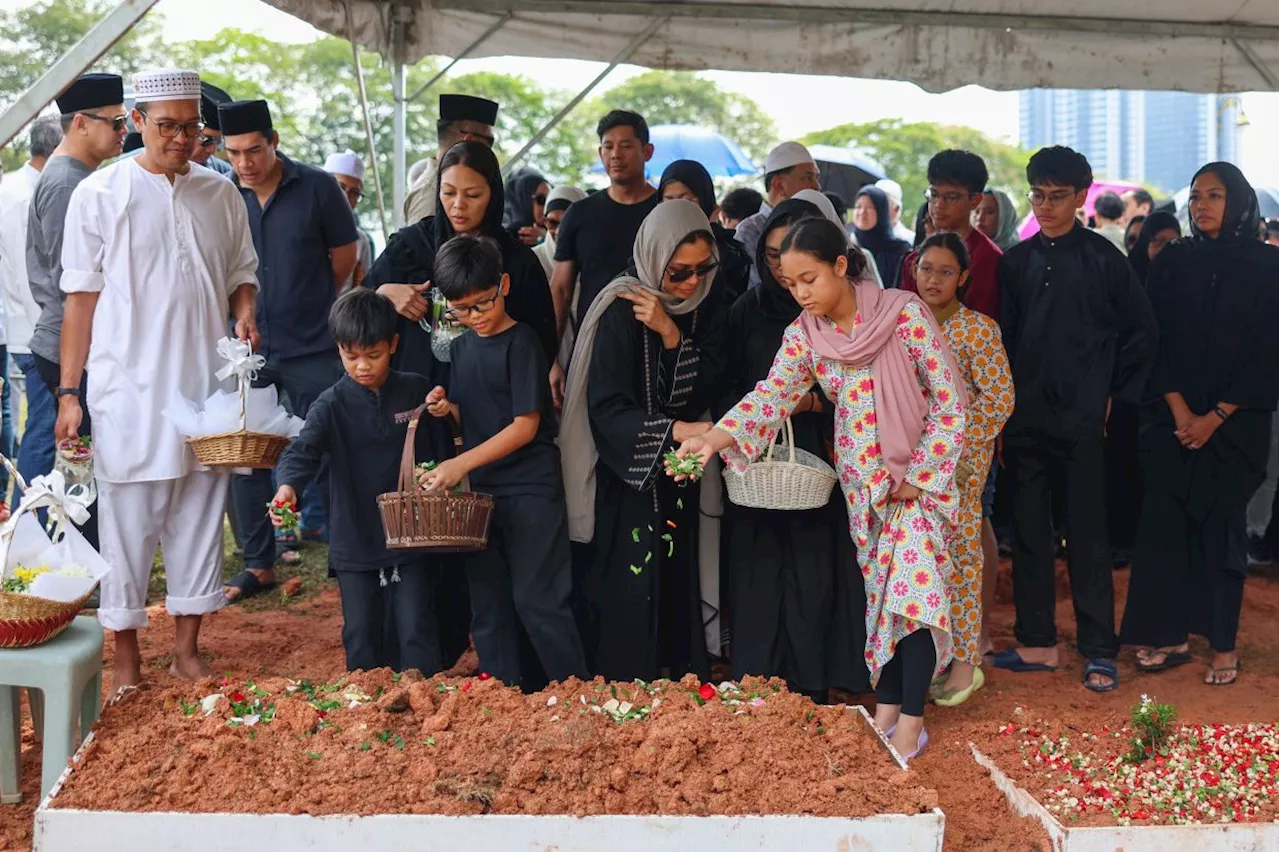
left=265, top=0, right=1277, bottom=93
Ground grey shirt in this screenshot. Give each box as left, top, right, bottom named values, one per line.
left=27, top=154, right=93, bottom=364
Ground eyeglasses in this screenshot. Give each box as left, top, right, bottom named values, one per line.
left=140, top=115, right=204, bottom=139
left=667, top=259, right=719, bottom=284
left=533, top=194, right=547, bottom=206
left=1026, top=189, right=1075, bottom=207
left=198, top=135, right=223, bottom=150
left=78, top=113, right=128, bottom=132
left=344, top=187, right=364, bottom=203
left=442, top=288, right=502, bottom=323
left=925, top=188, right=972, bottom=205
left=916, top=264, right=960, bottom=281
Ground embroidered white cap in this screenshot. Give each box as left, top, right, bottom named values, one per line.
left=132, top=69, right=201, bottom=103
left=764, top=141, right=815, bottom=174
left=323, top=151, right=365, bottom=182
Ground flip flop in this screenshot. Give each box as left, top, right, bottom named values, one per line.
left=224, top=569, right=276, bottom=602
left=991, top=648, right=1058, bottom=673
left=1083, top=658, right=1119, bottom=693
left=935, top=666, right=986, bottom=707
left=1135, top=648, right=1192, bottom=672
left=1205, top=659, right=1241, bottom=686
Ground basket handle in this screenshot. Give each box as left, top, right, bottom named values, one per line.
left=397, top=403, right=470, bottom=494
left=764, top=417, right=797, bottom=466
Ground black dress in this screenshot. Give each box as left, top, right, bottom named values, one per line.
left=581, top=296, right=728, bottom=682
left=1120, top=236, right=1278, bottom=652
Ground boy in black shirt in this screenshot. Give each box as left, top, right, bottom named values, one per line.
left=272, top=290, right=449, bottom=674
left=422, top=235, right=588, bottom=688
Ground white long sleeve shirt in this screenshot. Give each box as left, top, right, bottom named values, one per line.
left=60, top=157, right=260, bottom=483
left=0, top=163, right=42, bottom=352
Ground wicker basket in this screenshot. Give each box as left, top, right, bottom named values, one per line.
left=186, top=376, right=290, bottom=469
left=0, top=584, right=97, bottom=649
left=376, top=403, right=494, bottom=552
left=723, top=418, right=838, bottom=511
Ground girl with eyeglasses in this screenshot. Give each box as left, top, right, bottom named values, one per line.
left=560, top=200, right=730, bottom=684
left=670, top=216, right=966, bottom=762
left=914, top=233, right=1014, bottom=707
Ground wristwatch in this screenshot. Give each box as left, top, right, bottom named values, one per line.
left=55, top=386, right=81, bottom=399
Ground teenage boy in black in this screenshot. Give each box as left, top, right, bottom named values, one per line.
left=994, top=146, right=1157, bottom=692
left=423, top=235, right=588, bottom=689
left=272, top=289, right=450, bottom=673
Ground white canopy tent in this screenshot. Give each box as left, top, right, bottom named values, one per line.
left=259, top=0, right=1277, bottom=224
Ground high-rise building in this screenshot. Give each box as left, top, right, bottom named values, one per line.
left=1019, top=90, right=1244, bottom=194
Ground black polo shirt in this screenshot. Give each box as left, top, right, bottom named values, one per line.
left=235, top=153, right=358, bottom=360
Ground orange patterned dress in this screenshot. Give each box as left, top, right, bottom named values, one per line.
left=939, top=305, right=1015, bottom=666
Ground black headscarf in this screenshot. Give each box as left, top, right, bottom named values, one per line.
left=853, top=185, right=912, bottom=288
left=364, top=141, right=557, bottom=368
left=1128, top=211, right=1181, bottom=282
left=755, top=198, right=823, bottom=325
left=913, top=201, right=931, bottom=247
left=502, top=166, right=546, bottom=234
left=658, top=159, right=717, bottom=218
left=1188, top=162, right=1260, bottom=248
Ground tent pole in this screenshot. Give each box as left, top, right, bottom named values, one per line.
left=501, top=16, right=665, bottom=177
left=1232, top=39, right=1278, bottom=90
left=391, top=3, right=409, bottom=229
left=404, top=12, right=512, bottom=104
left=0, top=0, right=163, bottom=149
left=346, top=0, right=389, bottom=242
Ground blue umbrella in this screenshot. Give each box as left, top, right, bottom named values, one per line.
left=592, top=124, right=757, bottom=179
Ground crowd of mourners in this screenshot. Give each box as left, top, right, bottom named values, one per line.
left=0, top=68, right=1274, bottom=763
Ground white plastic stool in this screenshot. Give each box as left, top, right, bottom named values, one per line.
left=0, top=615, right=104, bottom=803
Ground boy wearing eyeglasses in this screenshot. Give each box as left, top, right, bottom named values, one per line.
left=271, top=288, right=449, bottom=674
left=899, top=149, right=1004, bottom=320
left=993, top=146, right=1157, bottom=694
left=423, top=235, right=588, bottom=690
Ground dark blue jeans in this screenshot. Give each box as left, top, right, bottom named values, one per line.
left=13, top=353, right=55, bottom=499
left=230, top=350, right=341, bottom=571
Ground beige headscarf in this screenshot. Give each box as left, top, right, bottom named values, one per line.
left=559, top=199, right=719, bottom=543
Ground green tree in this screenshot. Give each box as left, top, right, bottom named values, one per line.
left=0, top=0, right=164, bottom=169
left=596, top=70, right=776, bottom=164
left=802, top=119, right=1031, bottom=219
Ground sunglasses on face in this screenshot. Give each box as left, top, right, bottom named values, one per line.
left=533, top=194, right=547, bottom=206
left=79, top=112, right=128, bottom=132
left=667, top=259, right=719, bottom=284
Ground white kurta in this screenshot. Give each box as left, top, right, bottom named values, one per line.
left=0, top=163, right=40, bottom=351
left=60, top=157, right=260, bottom=484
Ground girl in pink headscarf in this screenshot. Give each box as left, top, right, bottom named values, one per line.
left=669, top=217, right=966, bottom=762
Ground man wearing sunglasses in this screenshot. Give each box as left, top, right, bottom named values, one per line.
left=403, top=93, right=499, bottom=226
left=25, top=73, right=126, bottom=550
left=192, top=82, right=234, bottom=177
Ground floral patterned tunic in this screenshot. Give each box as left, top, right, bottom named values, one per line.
left=940, top=305, right=1015, bottom=665
left=716, top=300, right=966, bottom=682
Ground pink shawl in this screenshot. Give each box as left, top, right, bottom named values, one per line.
left=799, top=281, right=966, bottom=487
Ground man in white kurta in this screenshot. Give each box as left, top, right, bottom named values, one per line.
left=55, top=69, right=260, bottom=689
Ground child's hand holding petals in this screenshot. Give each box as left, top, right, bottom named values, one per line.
left=423, top=458, right=466, bottom=493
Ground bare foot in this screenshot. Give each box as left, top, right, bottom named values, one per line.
left=169, top=653, right=215, bottom=681
left=112, top=630, right=143, bottom=693
left=1204, top=651, right=1239, bottom=685
left=888, top=715, right=924, bottom=758
left=873, top=705, right=900, bottom=737
left=1008, top=646, right=1060, bottom=668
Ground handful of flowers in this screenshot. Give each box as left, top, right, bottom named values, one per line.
left=415, top=461, right=462, bottom=493
left=57, top=436, right=93, bottom=463
left=267, top=500, right=300, bottom=535
left=663, top=451, right=705, bottom=482
left=2, top=562, right=92, bottom=595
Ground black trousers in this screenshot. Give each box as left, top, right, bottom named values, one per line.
left=1006, top=432, right=1118, bottom=659
left=467, top=493, right=588, bottom=689
left=335, top=564, right=442, bottom=674
left=1120, top=489, right=1248, bottom=653
left=874, top=629, right=937, bottom=717
left=34, top=354, right=98, bottom=549
left=1104, top=401, right=1142, bottom=558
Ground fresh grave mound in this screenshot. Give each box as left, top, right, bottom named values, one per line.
left=980, top=696, right=1279, bottom=828
left=53, top=671, right=938, bottom=818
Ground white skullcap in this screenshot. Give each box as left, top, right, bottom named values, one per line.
left=875, top=178, right=904, bottom=207
left=764, top=141, right=815, bottom=175
left=133, top=69, right=201, bottom=103
left=324, top=150, right=365, bottom=181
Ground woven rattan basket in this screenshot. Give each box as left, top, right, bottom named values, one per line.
left=723, top=418, right=838, bottom=511
left=0, top=457, right=99, bottom=648
left=376, top=404, right=494, bottom=552
left=186, top=370, right=290, bottom=469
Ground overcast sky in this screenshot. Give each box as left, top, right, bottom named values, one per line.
left=6, top=0, right=1277, bottom=186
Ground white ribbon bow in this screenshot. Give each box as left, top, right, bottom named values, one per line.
left=215, top=337, right=265, bottom=383
left=7, top=470, right=92, bottom=529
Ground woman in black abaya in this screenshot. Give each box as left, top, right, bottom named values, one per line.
left=715, top=199, right=870, bottom=700
left=658, top=159, right=752, bottom=303
left=852, top=185, right=913, bottom=288
left=1120, top=163, right=1278, bottom=686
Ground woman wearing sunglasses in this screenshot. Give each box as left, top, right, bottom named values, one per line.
left=560, top=199, right=730, bottom=683
left=503, top=166, right=551, bottom=247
